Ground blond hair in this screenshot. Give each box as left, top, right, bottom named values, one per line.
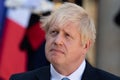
left=41, top=2, right=96, bottom=45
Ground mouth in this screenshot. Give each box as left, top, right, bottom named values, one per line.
left=50, top=49, right=64, bottom=54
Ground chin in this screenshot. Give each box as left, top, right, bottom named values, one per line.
left=50, top=57, right=64, bottom=65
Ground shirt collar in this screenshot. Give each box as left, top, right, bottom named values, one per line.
left=50, top=60, right=86, bottom=80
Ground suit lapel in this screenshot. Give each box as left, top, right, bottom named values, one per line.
left=81, top=61, right=99, bottom=80
left=36, top=66, right=50, bottom=80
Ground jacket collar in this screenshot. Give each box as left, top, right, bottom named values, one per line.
left=35, top=61, right=99, bottom=80
left=81, top=61, right=99, bottom=80
left=36, top=66, right=50, bottom=80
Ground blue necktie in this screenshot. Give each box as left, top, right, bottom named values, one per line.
left=61, top=77, right=70, bottom=80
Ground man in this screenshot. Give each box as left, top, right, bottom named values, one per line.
left=10, top=2, right=120, bottom=80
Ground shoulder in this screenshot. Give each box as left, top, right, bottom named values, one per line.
left=83, top=61, right=120, bottom=80
left=9, top=66, right=50, bottom=80
left=94, top=68, right=120, bottom=80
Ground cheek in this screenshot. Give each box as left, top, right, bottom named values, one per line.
left=45, top=37, right=52, bottom=47
left=45, top=42, right=51, bottom=62
left=45, top=41, right=51, bottom=53
left=68, top=43, right=83, bottom=56
left=45, top=38, right=54, bottom=55
left=68, top=47, right=84, bottom=63
left=45, top=43, right=48, bottom=53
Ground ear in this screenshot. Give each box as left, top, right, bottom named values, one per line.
left=83, top=40, right=92, bottom=54
left=84, top=40, right=91, bottom=48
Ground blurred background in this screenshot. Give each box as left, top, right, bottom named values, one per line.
left=0, top=0, right=120, bottom=80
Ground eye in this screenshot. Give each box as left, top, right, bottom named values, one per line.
left=65, top=33, right=70, bottom=38
left=49, top=30, right=58, bottom=36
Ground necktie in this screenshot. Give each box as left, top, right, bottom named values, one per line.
left=61, top=77, right=70, bottom=80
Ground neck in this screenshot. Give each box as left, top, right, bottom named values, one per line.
left=53, top=59, right=85, bottom=76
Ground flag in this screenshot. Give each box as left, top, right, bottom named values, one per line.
left=0, top=0, right=7, bottom=52
left=0, top=0, right=6, bottom=38
left=20, top=14, right=49, bottom=71
left=0, top=0, right=53, bottom=79
left=0, top=8, right=31, bottom=80
left=27, top=15, right=45, bottom=51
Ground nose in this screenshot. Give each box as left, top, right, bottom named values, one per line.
left=54, top=34, right=63, bottom=45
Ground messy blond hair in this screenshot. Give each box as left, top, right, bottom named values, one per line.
left=41, top=2, right=96, bottom=45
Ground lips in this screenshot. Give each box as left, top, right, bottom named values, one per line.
left=50, top=49, right=64, bottom=54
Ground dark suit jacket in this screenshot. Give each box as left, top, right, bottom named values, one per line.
left=10, top=62, right=120, bottom=80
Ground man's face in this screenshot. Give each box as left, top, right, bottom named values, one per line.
left=45, top=22, right=89, bottom=66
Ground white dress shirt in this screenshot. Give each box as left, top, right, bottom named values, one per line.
left=50, top=60, right=86, bottom=80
